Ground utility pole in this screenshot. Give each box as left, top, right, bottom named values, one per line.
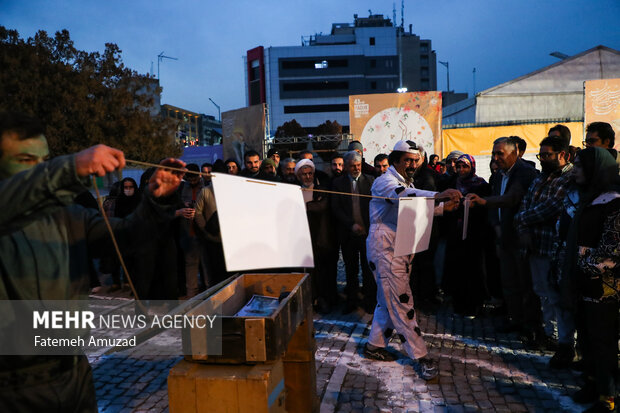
left=397, top=1, right=404, bottom=91
left=439, top=60, right=450, bottom=93
left=157, top=51, right=178, bottom=80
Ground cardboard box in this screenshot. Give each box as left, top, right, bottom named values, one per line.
left=168, top=358, right=286, bottom=413
left=183, top=273, right=312, bottom=363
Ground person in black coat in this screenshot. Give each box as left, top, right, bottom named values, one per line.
left=331, top=151, right=376, bottom=313
left=443, top=155, right=491, bottom=316
left=296, top=159, right=335, bottom=313
left=467, top=137, right=540, bottom=343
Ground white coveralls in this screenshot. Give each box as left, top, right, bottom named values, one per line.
left=367, top=165, right=442, bottom=360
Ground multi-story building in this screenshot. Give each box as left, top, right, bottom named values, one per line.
left=245, top=13, right=437, bottom=135
left=161, top=104, right=222, bottom=147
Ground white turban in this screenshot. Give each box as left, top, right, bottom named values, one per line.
left=294, top=159, right=315, bottom=175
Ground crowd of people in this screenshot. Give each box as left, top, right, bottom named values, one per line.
left=1, top=109, right=618, bottom=411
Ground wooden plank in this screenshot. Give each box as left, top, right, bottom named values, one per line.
left=167, top=360, right=198, bottom=413
left=245, top=318, right=267, bottom=362
left=283, top=315, right=315, bottom=362
left=284, top=360, right=318, bottom=413
left=195, top=366, right=239, bottom=413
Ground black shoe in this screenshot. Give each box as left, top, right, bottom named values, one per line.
left=573, top=380, right=598, bottom=404
left=363, top=343, right=397, bottom=361
left=415, top=357, right=439, bottom=381
left=549, top=345, right=575, bottom=369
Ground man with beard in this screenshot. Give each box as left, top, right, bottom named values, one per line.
left=281, top=158, right=297, bottom=184
left=330, top=154, right=344, bottom=179
left=514, top=135, right=575, bottom=364
left=363, top=140, right=461, bottom=381
left=374, top=153, right=389, bottom=175
left=240, top=150, right=261, bottom=178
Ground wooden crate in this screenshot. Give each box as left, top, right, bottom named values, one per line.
left=168, top=358, right=286, bottom=413
left=183, top=273, right=312, bottom=363
left=283, top=359, right=318, bottom=413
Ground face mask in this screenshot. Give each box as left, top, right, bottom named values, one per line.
left=124, top=188, right=135, bottom=197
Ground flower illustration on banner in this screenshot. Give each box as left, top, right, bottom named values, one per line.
left=361, top=106, right=435, bottom=162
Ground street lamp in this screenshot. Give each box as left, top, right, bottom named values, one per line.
left=397, top=87, right=408, bottom=93
left=209, top=98, right=221, bottom=122
left=439, top=60, right=450, bottom=93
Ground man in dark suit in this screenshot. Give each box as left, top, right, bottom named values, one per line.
left=331, top=150, right=376, bottom=313
left=467, top=137, right=541, bottom=345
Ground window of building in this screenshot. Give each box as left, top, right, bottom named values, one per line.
left=420, top=43, right=429, bottom=53
left=282, top=80, right=349, bottom=91
left=369, top=37, right=375, bottom=46
left=250, top=60, right=260, bottom=81
left=421, top=68, right=429, bottom=76
left=421, top=56, right=429, bottom=65
left=370, top=59, right=376, bottom=68
left=371, top=81, right=377, bottom=90
left=315, top=60, right=328, bottom=69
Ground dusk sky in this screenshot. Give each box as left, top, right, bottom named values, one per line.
left=3, top=0, right=619, bottom=119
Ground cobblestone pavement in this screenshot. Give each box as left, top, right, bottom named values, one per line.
left=90, top=274, right=596, bottom=413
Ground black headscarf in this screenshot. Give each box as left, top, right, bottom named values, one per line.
left=114, top=177, right=141, bottom=218
left=561, top=147, right=619, bottom=305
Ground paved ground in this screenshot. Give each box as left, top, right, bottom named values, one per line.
left=87, top=255, right=608, bottom=413
left=88, top=293, right=594, bottom=413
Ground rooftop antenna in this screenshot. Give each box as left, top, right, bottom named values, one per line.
left=393, top=3, right=396, bottom=26
left=157, top=51, right=178, bottom=80
left=401, top=0, right=404, bottom=28
left=150, top=61, right=154, bottom=77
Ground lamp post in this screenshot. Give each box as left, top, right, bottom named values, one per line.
left=439, top=60, right=450, bottom=93
left=209, top=98, right=221, bottom=122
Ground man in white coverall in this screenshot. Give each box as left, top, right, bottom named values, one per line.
left=364, top=140, right=462, bottom=380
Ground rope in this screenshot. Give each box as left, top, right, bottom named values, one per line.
left=123, top=159, right=440, bottom=201
left=92, top=178, right=148, bottom=315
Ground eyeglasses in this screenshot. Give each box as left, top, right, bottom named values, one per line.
left=536, top=152, right=559, bottom=160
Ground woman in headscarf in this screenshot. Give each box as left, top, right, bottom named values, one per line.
left=443, top=154, right=492, bottom=316
left=114, top=178, right=141, bottom=218
left=559, top=147, right=619, bottom=412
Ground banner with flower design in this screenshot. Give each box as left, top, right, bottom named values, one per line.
left=349, top=92, right=442, bottom=162
left=585, top=78, right=620, bottom=149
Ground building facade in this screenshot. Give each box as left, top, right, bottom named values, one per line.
left=161, top=104, right=222, bottom=147
left=245, top=13, right=437, bottom=135
left=442, top=46, right=620, bottom=125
